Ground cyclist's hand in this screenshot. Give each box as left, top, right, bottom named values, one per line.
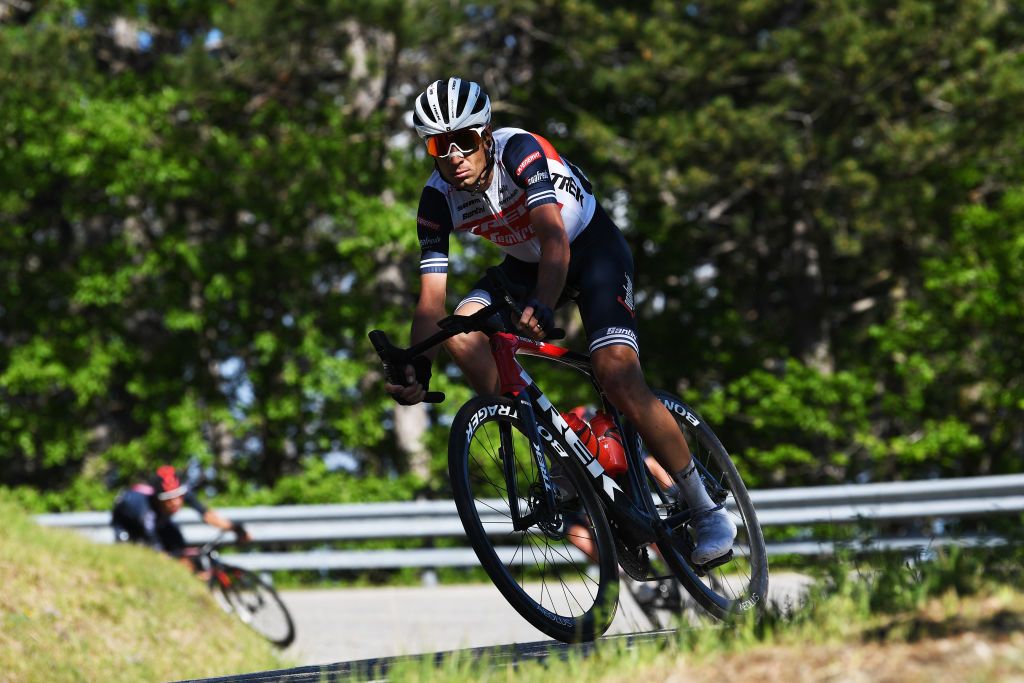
left=518, top=298, right=554, bottom=340
left=231, top=521, right=252, bottom=544
left=384, top=356, right=431, bottom=405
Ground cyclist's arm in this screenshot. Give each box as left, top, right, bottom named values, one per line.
left=201, top=508, right=232, bottom=531
left=529, top=203, right=569, bottom=310
left=385, top=273, right=446, bottom=404
left=202, top=508, right=252, bottom=541
left=501, top=133, right=569, bottom=333
left=411, top=272, right=448, bottom=356
left=411, top=185, right=452, bottom=356
left=385, top=186, right=452, bottom=404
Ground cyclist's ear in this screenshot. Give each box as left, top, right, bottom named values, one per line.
left=483, top=126, right=493, bottom=149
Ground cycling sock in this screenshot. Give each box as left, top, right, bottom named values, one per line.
left=673, top=463, right=715, bottom=512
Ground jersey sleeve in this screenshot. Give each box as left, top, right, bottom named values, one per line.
left=184, top=490, right=208, bottom=516
left=416, top=185, right=454, bottom=275
left=502, top=133, right=559, bottom=210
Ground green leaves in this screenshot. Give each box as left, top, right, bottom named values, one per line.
left=3, top=0, right=1023, bottom=509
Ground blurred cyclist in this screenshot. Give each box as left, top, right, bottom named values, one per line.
left=111, top=465, right=250, bottom=571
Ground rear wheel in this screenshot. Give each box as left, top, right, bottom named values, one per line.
left=213, top=564, right=295, bottom=647
left=449, top=395, right=619, bottom=642
left=645, top=391, right=769, bottom=620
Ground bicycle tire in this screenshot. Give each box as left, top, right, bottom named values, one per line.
left=647, top=390, right=769, bottom=620
left=214, top=563, right=296, bottom=647
left=449, top=395, right=620, bottom=642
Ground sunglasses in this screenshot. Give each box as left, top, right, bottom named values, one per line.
left=425, top=126, right=486, bottom=158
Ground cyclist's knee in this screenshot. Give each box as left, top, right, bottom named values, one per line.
left=444, top=325, right=498, bottom=395
left=444, top=329, right=487, bottom=364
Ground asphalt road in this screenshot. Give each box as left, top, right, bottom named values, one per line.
left=277, top=572, right=813, bottom=665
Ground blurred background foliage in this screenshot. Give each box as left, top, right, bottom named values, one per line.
left=1, top=0, right=1022, bottom=510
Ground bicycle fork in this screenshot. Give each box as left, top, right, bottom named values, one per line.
left=501, top=394, right=559, bottom=531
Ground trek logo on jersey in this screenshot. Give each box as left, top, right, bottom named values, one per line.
left=417, top=216, right=441, bottom=231
left=515, top=151, right=543, bottom=176
left=551, top=172, right=584, bottom=203
left=526, top=170, right=549, bottom=186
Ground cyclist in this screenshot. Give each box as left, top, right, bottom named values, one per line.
left=385, top=77, right=735, bottom=566
left=111, top=465, right=250, bottom=569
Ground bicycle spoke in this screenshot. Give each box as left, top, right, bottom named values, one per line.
left=452, top=396, right=619, bottom=641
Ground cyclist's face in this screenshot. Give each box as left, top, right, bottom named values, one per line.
left=436, top=128, right=492, bottom=191
left=159, top=495, right=184, bottom=515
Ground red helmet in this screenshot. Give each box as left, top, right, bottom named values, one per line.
left=152, top=465, right=188, bottom=500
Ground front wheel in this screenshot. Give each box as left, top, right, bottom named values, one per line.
left=212, top=563, right=295, bottom=647
left=449, top=395, right=620, bottom=642
left=647, top=390, right=769, bottom=620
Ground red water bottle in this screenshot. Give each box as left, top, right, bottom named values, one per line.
left=589, top=411, right=627, bottom=476
left=561, top=410, right=598, bottom=458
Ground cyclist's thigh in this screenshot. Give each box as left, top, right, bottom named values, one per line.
left=569, top=206, right=639, bottom=357
left=110, top=506, right=147, bottom=544
left=456, top=257, right=538, bottom=321
left=111, top=520, right=145, bottom=544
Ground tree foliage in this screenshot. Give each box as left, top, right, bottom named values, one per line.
left=2, top=0, right=1022, bottom=508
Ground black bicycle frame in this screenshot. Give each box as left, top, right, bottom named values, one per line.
left=493, top=334, right=673, bottom=547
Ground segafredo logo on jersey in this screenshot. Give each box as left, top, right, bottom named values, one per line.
left=534, top=389, right=624, bottom=500
left=516, top=151, right=542, bottom=176
left=526, top=170, right=549, bottom=187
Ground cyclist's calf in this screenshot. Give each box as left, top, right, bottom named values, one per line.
left=591, top=344, right=692, bottom=476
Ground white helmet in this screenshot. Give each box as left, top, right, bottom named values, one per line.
left=412, top=78, right=491, bottom=138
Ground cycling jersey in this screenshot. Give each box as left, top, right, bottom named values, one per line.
left=417, top=127, right=597, bottom=270
left=111, top=484, right=207, bottom=555
left=415, top=127, right=640, bottom=357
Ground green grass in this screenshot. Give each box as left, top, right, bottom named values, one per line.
left=382, top=545, right=1024, bottom=683
left=0, top=497, right=288, bottom=683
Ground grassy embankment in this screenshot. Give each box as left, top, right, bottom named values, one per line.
left=388, top=547, right=1024, bottom=683
left=0, top=497, right=286, bottom=683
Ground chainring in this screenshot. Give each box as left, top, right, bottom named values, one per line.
left=615, top=533, right=652, bottom=581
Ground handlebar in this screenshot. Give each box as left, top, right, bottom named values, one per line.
left=369, top=268, right=566, bottom=404
left=368, top=329, right=447, bottom=404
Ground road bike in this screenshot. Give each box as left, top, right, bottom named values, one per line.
left=187, top=534, right=296, bottom=647
left=370, top=268, right=769, bottom=643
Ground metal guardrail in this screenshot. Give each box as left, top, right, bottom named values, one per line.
left=35, top=474, right=1024, bottom=571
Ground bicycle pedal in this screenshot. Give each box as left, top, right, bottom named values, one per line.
left=694, top=549, right=734, bottom=576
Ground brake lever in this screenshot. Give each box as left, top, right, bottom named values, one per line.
left=368, top=330, right=445, bottom=403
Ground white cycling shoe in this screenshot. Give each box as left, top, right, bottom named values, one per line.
left=691, top=506, right=737, bottom=566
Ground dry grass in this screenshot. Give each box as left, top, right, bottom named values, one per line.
left=397, top=570, right=1024, bottom=683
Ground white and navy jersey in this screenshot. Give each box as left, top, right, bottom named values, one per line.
left=416, top=127, right=597, bottom=273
